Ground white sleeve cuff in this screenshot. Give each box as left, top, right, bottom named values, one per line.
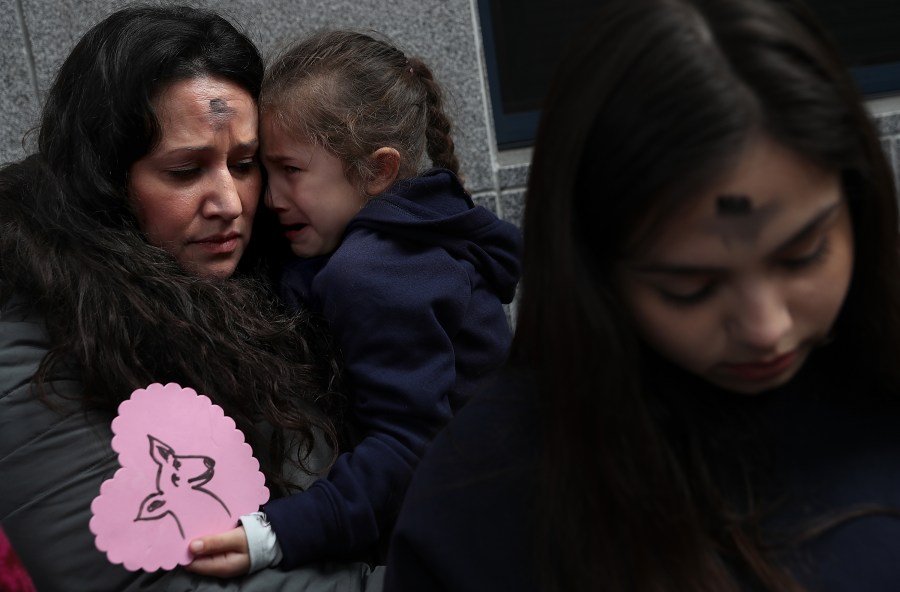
left=239, top=511, right=283, bottom=573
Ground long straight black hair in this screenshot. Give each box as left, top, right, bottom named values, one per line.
left=512, top=0, right=900, bottom=589
left=0, top=5, right=341, bottom=488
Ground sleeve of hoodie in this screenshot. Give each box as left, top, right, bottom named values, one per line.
left=264, top=228, right=468, bottom=567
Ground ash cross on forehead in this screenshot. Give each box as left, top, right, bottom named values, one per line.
left=208, top=98, right=234, bottom=129
left=711, top=193, right=778, bottom=245
left=716, top=194, right=752, bottom=216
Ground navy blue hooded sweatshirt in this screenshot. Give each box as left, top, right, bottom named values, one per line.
left=386, top=363, right=900, bottom=591
left=264, top=168, right=522, bottom=567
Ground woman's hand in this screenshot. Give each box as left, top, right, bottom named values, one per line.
left=186, top=525, right=251, bottom=577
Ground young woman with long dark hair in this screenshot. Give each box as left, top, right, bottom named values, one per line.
left=386, top=0, right=900, bottom=589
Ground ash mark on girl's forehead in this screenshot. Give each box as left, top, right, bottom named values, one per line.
left=708, top=194, right=780, bottom=245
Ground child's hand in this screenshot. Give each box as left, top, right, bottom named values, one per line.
left=185, top=525, right=251, bottom=578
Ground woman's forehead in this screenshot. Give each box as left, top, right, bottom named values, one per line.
left=704, top=197, right=782, bottom=247
left=631, top=137, right=842, bottom=259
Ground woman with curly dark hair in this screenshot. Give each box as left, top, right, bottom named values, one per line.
left=0, top=5, right=380, bottom=590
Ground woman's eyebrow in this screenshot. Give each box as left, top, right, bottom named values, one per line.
left=772, top=201, right=841, bottom=253
left=161, top=139, right=259, bottom=155
left=629, top=262, right=723, bottom=276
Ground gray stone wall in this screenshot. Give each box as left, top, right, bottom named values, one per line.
left=3, top=0, right=900, bottom=237
left=1, top=0, right=527, bottom=223
left=877, top=108, right=900, bottom=191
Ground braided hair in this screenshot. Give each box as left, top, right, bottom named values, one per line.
left=261, top=29, right=460, bottom=190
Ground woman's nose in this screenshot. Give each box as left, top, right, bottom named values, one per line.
left=727, top=283, right=792, bottom=351
left=202, top=168, right=243, bottom=220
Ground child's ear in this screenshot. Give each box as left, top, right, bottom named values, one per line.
left=365, top=147, right=401, bottom=196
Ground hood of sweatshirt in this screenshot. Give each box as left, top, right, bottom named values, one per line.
left=346, top=168, right=522, bottom=303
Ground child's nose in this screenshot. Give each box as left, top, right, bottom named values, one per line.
left=265, top=184, right=289, bottom=211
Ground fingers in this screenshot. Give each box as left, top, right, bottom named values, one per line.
left=185, top=526, right=251, bottom=578
left=185, top=551, right=250, bottom=578
left=189, top=526, right=249, bottom=556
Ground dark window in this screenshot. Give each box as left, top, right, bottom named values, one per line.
left=479, top=0, right=900, bottom=149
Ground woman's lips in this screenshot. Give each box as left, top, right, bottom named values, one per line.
left=721, top=350, right=798, bottom=382
left=192, top=233, right=241, bottom=254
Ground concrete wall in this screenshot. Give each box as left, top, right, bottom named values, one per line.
left=3, top=0, right=900, bottom=236
left=0, top=0, right=529, bottom=224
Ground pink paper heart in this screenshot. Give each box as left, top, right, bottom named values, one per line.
left=89, top=382, right=269, bottom=571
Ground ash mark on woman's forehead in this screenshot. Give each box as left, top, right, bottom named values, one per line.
left=716, top=194, right=752, bottom=216
left=209, top=98, right=232, bottom=114
left=708, top=194, right=780, bottom=245
left=208, top=98, right=234, bottom=128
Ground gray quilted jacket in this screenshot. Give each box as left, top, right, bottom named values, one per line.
left=0, top=291, right=384, bottom=591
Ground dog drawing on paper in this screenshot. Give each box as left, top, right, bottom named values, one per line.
left=135, top=435, right=231, bottom=538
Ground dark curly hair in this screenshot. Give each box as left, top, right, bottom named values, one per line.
left=0, top=4, right=343, bottom=491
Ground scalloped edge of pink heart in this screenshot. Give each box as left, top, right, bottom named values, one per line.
left=89, top=382, right=269, bottom=571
